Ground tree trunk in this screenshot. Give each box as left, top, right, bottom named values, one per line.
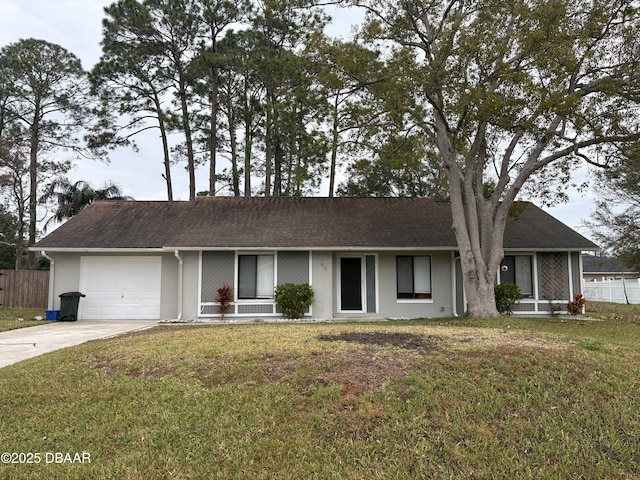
left=448, top=168, right=505, bottom=317
left=242, top=80, right=253, bottom=197
left=264, top=93, right=273, bottom=197
left=178, top=79, right=196, bottom=201
left=437, top=117, right=503, bottom=317
left=226, top=96, right=240, bottom=196
left=291, top=135, right=300, bottom=196
left=284, top=132, right=294, bottom=196
left=159, top=121, right=173, bottom=202
left=209, top=61, right=219, bottom=197
left=14, top=220, right=25, bottom=271
left=458, top=246, right=501, bottom=317
left=27, top=113, right=39, bottom=268
left=273, top=131, right=283, bottom=196
left=328, top=95, right=339, bottom=198
left=243, top=119, right=252, bottom=197
left=453, top=222, right=502, bottom=316
left=154, top=93, right=173, bottom=202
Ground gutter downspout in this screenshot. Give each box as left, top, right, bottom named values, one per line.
left=41, top=251, right=55, bottom=310
left=451, top=251, right=457, bottom=317
left=174, top=250, right=183, bottom=321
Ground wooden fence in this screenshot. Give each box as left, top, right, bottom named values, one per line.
left=0, top=269, right=49, bottom=309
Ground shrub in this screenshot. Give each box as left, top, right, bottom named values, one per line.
left=275, top=283, right=314, bottom=319
left=495, top=282, right=522, bottom=315
left=567, top=293, right=586, bottom=316
left=215, top=283, right=233, bottom=320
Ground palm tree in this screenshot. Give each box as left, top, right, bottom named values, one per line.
left=44, top=178, right=133, bottom=228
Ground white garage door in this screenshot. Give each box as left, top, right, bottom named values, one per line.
left=79, top=256, right=162, bottom=320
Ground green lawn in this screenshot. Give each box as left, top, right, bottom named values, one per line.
left=1, top=305, right=639, bottom=479
left=0, top=308, right=48, bottom=332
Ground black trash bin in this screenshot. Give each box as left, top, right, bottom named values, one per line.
left=58, top=292, right=86, bottom=321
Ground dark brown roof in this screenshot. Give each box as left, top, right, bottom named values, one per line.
left=33, top=197, right=597, bottom=251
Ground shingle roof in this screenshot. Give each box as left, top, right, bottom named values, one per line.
left=582, top=254, right=636, bottom=273
left=33, top=197, right=598, bottom=251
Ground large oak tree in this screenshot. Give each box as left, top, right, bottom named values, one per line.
left=348, top=0, right=640, bottom=316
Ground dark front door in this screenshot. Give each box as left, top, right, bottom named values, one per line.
left=340, top=257, right=362, bottom=311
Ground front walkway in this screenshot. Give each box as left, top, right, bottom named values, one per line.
left=0, top=320, right=158, bottom=368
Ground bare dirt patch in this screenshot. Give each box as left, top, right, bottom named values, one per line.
left=87, top=352, right=182, bottom=379
left=318, top=328, right=571, bottom=355
left=316, top=348, right=421, bottom=395
left=317, top=331, right=443, bottom=354
left=86, top=327, right=573, bottom=400
left=307, top=329, right=572, bottom=397
left=260, top=332, right=444, bottom=398
left=261, top=347, right=424, bottom=408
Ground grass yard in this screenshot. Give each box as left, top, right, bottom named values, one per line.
left=0, top=304, right=639, bottom=479
left=0, top=309, right=48, bottom=332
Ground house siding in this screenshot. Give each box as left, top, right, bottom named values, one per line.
left=160, top=254, right=179, bottom=319
left=197, top=250, right=314, bottom=318
left=50, top=253, right=82, bottom=306
left=311, top=251, right=334, bottom=320
left=194, top=249, right=454, bottom=320
left=455, top=251, right=582, bottom=316
left=277, top=251, right=310, bottom=285
left=200, top=252, right=235, bottom=303
left=377, top=251, right=453, bottom=318
left=571, top=251, right=582, bottom=296
left=42, top=247, right=586, bottom=321
left=44, top=252, right=179, bottom=320
left=537, top=252, right=570, bottom=300
left=181, top=251, right=200, bottom=319
left=329, top=251, right=453, bottom=319
left=32, top=198, right=597, bottom=321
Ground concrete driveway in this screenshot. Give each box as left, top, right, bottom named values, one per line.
left=0, top=320, right=158, bottom=368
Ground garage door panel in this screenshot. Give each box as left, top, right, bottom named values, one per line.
left=85, top=307, right=103, bottom=317
left=79, top=256, right=162, bottom=320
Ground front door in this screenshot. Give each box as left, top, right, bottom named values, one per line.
left=340, top=257, right=363, bottom=311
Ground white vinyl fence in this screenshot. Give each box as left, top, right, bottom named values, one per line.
left=583, top=278, right=640, bottom=304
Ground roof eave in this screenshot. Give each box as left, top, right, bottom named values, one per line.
left=504, top=246, right=599, bottom=252
left=32, top=245, right=598, bottom=253
left=165, top=246, right=462, bottom=251
left=30, top=247, right=166, bottom=253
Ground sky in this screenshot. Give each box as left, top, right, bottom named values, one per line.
left=0, top=0, right=599, bottom=238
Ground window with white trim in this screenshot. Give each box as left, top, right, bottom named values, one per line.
left=238, top=255, right=275, bottom=299
left=397, top=255, right=432, bottom=299
left=500, top=255, right=533, bottom=298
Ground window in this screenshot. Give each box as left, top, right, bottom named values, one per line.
left=238, top=255, right=274, bottom=299
left=397, top=256, right=432, bottom=299
left=500, top=255, right=533, bottom=297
